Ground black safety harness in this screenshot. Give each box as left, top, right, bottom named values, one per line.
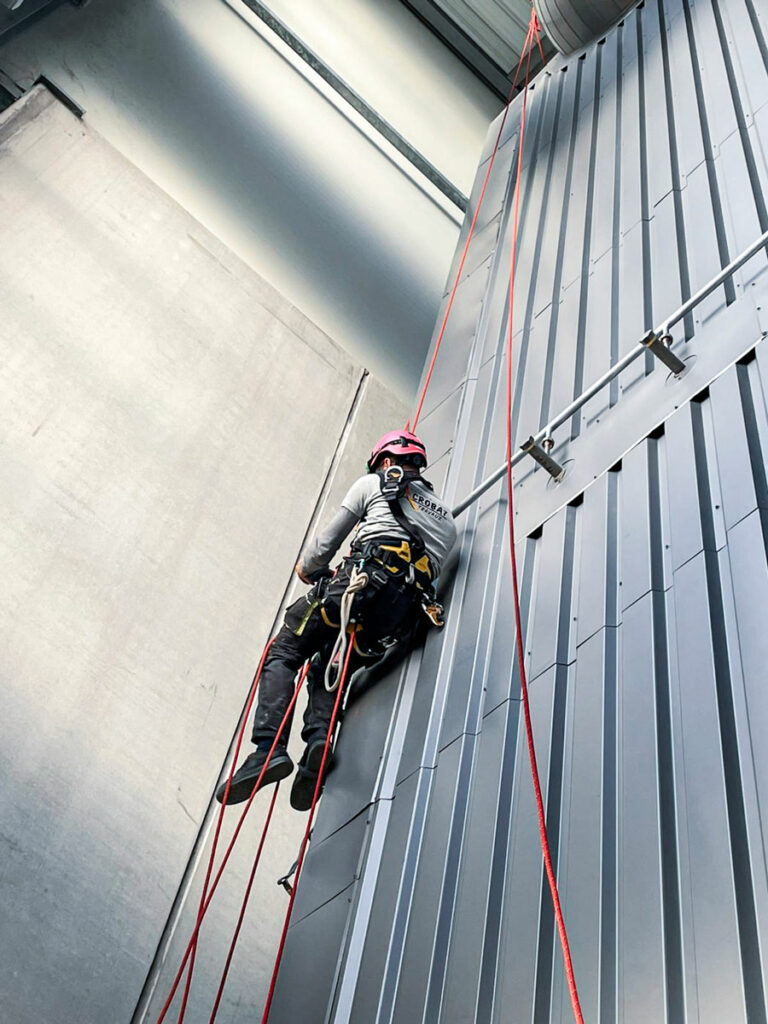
left=350, top=464, right=445, bottom=628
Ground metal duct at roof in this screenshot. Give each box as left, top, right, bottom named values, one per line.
left=536, top=0, right=640, bottom=53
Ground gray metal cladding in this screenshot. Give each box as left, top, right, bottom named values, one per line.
left=269, top=0, right=768, bottom=1020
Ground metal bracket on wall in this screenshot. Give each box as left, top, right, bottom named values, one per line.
left=451, top=225, right=768, bottom=517
left=640, top=330, right=687, bottom=375
left=520, top=436, right=565, bottom=481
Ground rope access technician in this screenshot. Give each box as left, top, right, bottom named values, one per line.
left=216, top=430, right=457, bottom=812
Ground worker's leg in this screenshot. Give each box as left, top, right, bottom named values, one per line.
left=216, top=592, right=333, bottom=806
left=250, top=598, right=321, bottom=742
left=300, top=647, right=363, bottom=743
left=291, top=580, right=418, bottom=811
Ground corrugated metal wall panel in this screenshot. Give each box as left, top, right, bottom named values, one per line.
left=270, top=0, right=768, bottom=1019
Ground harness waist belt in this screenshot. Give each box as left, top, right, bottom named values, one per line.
left=351, top=536, right=434, bottom=587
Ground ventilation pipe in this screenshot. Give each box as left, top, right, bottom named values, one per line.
left=536, top=0, right=639, bottom=54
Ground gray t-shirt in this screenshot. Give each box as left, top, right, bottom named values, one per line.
left=300, top=473, right=456, bottom=577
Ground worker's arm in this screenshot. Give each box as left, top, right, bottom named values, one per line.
left=296, top=506, right=360, bottom=581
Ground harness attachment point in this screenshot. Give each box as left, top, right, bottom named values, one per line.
left=379, top=464, right=406, bottom=500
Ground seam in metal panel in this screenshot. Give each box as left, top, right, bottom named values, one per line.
left=657, top=0, right=695, bottom=340
left=374, top=767, right=437, bottom=1023
left=474, top=534, right=540, bottom=1020
left=736, top=360, right=768, bottom=518
left=691, top=398, right=768, bottom=1022
left=681, top=0, right=737, bottom=306
left=648, top=435, right=686, bottom=1021
left=507, top=536, right=541, bottom=710
left=422, top=732, right=479, bottom=1023
left=572, top=45, right=604, bottom=439
left=709, top=0, right=768, bottom=231
left=599, top=468, right=620, bottom=1022
left=510, top=75, right=566, bottom=434
left=539, top=60, right=586, bottom=429
left=424, top=522, right=538, bottom=1019
left=495, top=84, right=557, bottom=437
left=637, top=5, right=656, bottom=379
left=424, top=500, right=540, bottom=1016
left=475, top=700, right=524, bottom=1022
left=532, top=506, right=579, bottom=1021
left=742, top=0, right=768, bottom=76
left=422, top=499, right=525, bottom=1018
left=609, top=26, right=624, bottom=409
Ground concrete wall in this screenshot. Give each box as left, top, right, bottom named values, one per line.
left=0, top=0, right=501, bottom=396
left=0, top=86, right=406, bottom=1024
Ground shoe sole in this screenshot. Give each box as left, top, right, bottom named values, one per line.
left=290, top=740, right=332, bottom=812
left=217, top=756, right=293, bottom=806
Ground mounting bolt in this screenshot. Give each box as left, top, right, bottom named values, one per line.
left=641, top=329, right=686, bottom=376
left=521, top=436, right=566, bottom=482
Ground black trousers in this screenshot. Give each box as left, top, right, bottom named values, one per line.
left=251, top=560, right=420, bottom=744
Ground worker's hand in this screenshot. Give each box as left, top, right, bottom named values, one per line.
left=295, top=560, right=311, bottom=583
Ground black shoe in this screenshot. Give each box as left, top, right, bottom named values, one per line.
left=290, top=738, right=333, bottom=812
left=216, top=747, right=294, bottom=805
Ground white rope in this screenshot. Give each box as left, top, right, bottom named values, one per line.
left=324, top=566, right=369, bottom=692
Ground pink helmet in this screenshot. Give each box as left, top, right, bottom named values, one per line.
left=367, top=430, right=427, bottom=472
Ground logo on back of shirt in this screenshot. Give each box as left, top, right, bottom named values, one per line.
left=407, top=487, right=449, bottom=521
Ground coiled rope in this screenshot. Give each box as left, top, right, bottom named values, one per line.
left=324, top=565, right=368, bottom=691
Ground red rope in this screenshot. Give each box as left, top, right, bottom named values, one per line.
left=409, top=19, right=538, bottom=432
left=207, top=783, right=281, bottom=1023
left=504, top=14, right=584, bottom=1023
left=155, top=661, right=311, bottom=1024
left=260, top=638, right=356, bottom=1023
left=532, top=9, right=546, bottom=65
left=174, top=638, right=276, bottom=1022
left=159, top=13, right=581, bottom=1021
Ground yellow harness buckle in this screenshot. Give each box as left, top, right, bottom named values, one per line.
left=414, top=555, right=432, bottom=579
left=320, top=605, right=340, bottom=629
left=379, top=540, right=412, bottom=562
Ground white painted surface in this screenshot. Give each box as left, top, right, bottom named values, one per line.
left=0, top=0, right=500, bottom=396
left=0, top=88, right=407, bottom=1023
